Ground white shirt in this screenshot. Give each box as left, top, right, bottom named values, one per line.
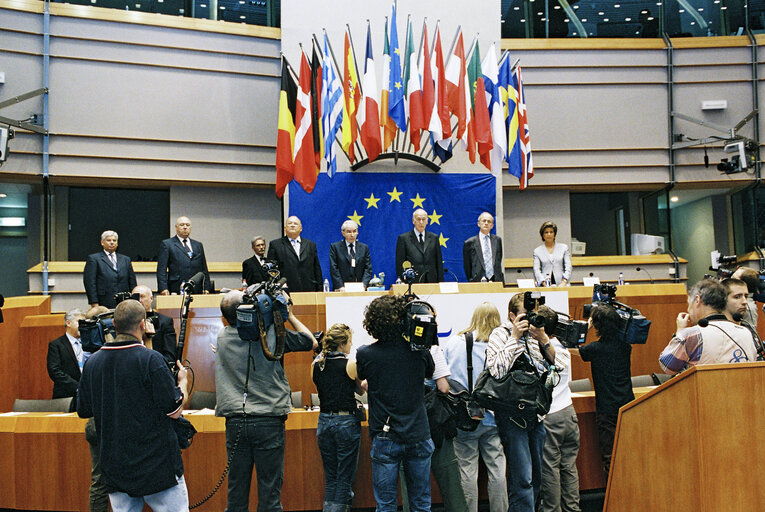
left=66, top=332, right=84, bottom=366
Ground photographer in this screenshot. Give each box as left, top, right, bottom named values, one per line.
left=77, top=300, right=190, bottom=511
left=311, top=323, right=364, bottom=512
left=576, top=302, right=633, bottom=477
left=659, top=278, right=757, bottom=376
left=356, top=295, right=435, bottom=512
left=214, top=290, right=317, bottom=512
left=485, top=293, right=560, bottom=512
left=133, top=285, right=178, bottom=364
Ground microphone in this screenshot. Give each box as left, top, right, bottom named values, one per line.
left=698, top=318, right=709, bottom=327
left=443, top=265, right=459, bottom=282
left=636, top=267, right=654, bottom=284
left=733, top=312, right=743, bottom=323
left=516, top=268, right=529, bottom=280
left=182, top=272, right=207, bottom=294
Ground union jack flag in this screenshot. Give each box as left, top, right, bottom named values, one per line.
left=513, top=65, right=533, bottom=189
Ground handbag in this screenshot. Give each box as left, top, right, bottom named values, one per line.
left=448, top=332, right=484, bottom=432
left=424, top=385, right=458, bottom=448
left=474, top=331, right=553, bottom=426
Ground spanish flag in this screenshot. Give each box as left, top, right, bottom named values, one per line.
left=276, top=56, right=297, bottom=198
left=341, top=28, right=360, bottom=163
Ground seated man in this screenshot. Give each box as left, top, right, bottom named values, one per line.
left=660, top=278, right=758, bottom=375
left=46, top=308, right=86, bottom=400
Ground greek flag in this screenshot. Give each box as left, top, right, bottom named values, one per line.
left=322, top=32, right=343, bottom=178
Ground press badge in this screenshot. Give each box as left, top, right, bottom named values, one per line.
left=351, top=258, right=356, bottom=268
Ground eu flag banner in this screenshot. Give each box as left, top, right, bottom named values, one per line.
left=289, top=173, right=496, bottom=288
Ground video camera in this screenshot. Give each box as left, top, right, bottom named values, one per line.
left=582, top=284, right=651, bottom=344
left=79, top=291, right=161, bottom=352
left=402, top=300, right=438, bottom=351
left=522, top=291, right=588, bottom=348
left=235, top=261, right=291, bottom=360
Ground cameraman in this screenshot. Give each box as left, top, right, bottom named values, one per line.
left=77, top=300, right=190, bottom=511
left=659, top=279, right=757, bottom=376
left=214, top=290, right=317, bottom=512
left=356, top=295, right=435, bottom=512
left=576, top=302, right=633, bottom=477
left=485, top=293, right=559, bottom=512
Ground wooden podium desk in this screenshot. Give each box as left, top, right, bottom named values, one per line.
left=0, top=387, right=655, bottom=512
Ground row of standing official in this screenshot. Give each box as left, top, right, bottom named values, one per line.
left=82, top=210, right=508, bottom=308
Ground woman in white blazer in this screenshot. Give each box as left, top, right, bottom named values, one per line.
left=533, top=221, right=572, bottom=286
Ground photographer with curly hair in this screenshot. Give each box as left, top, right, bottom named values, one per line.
left=311, top=323, right=365, bottom=512
left=357, top=295, right=435, bottom=512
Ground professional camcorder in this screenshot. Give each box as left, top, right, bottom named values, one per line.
left=78, top=291, right=145, bottom=352
left=402, top=300, right=438, bottom=351
left=522, top=291, right=588, bottom=348
left=582, top=284, right=651, bottom=344
left=235, top=261, right=291, bottom=360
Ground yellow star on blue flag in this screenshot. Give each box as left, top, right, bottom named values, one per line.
left=410, top=193, right=426, bottom=209
left=364, top=193, right=381, bottom=209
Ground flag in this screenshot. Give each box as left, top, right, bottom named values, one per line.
left=322, top=32, right=343, bottom=178
left=311, top=42, right=323, bottom=171
left=428, top=24, right=452, bottom=162
left=380, top=19, right=397, bottom=151
left=500, top=54, right=522, bottom=178
left=466, top=40, right=492, bottom=171
left=275, top=56, right=297, bottom=198
left=482, top=44, right=507, bottom=175
left=420, top=23, right=434, bottom=151
left=404, top=19, right=424, bottom=152
left=515, top=65, right=533, bottom=189
left=445, top=29, right=467, bottom=141
left=293, top=50, right=317, bottom=193
left=388, top=3, right=406, bottom=131
left=342, top=28, right=360, bottom=163
left=358, top=25, right=382, bottom=162
left=289, top=172, right=496, bottom=288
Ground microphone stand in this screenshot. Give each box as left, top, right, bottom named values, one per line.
left=175, top=288, right=194, bottom=373
left=635, top=267, right=655, bottom=284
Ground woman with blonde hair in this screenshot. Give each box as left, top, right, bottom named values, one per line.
left=443, top=302, right=508, bottom=512
left=311, top=323, right=364, bottom=512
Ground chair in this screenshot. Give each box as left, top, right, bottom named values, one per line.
left=291, top=391, right=303, bottom=408
left=13, top=397, right=73, bottom=412
left=188, top=391, right=216, bottom=410
left=569, top=378, right=593, bottom=393
left=310, top=393, right=320, bottom=407
left=631, top=374, right=655, bottom=388
left=652, top=372, right=672, bottom=385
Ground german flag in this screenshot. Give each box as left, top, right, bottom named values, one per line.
left=276, top=56, right=298, bottom=198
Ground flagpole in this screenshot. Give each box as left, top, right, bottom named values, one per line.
left=409, top=18, right=429, bottom=156
left=443, top=24, right=461, bottom=71
left=312, top=32, right=352, bottom=165
left=403, top=15, right=416, bottom=155
left=345, top=23, right=368, bottom=162
left=396, top=13, right=412, bottom=157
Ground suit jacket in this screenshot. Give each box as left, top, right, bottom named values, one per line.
left=242, top=255, right=270, bottom=286
left=329, top=240, right=373, bottom=289
left=149, top=312, right=178, bottom=364
left=83, top=251, right=137, bottom=307
left=395, top=230, right=444, bottom=283
left=463, top=233, right=504, bottom=283
left=267, top=236, right=323, bottom=292
left=533, top=243, right=572, bottom=286
left=156, top=236, right=212, bottom=294
left=46, top=335, right=81, bottom=399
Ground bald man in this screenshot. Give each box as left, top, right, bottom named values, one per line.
left=156, top=216, right=212, bottom=295
left=133, top=285, right=178, bottom=364
left=267, top=216, right=323, bottom=292
left=395, top=208, right=444, bottom=283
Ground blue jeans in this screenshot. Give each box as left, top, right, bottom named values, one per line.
left=495, top=412, right=546, bottom=512
left=225, top=415, right=286, bottom=512
left=316, top=413, right=362, bottom=511
left=109, top=474, right=188, bottom=512
left=370, top=436, right=434, bottom=512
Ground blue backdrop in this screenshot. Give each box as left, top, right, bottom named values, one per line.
left=289, top=172, right=496, bottom=288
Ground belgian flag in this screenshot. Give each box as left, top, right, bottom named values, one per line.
left=276, top=56, right=298, bottom=198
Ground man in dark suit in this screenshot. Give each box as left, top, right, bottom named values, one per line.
left=46, top=308, right=86, bottom=399
left=133, top=285, right=178, bottom=364
left=395, top=208, right=444, bottom=283
left=329, top=220, right=373, bottom=290
left=157, top=216, right=212, bottom=295
left=83, top=230, right=137, bottom=308
left=242, top=236, right=270, bottom=286
left=267, top=216, right=323, bottom=292
left=463, top=212, right=504, bottom=283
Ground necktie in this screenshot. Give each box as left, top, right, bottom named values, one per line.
left=349, top=243, right=356, bottom=259
left=182, top=239, right=192, bottom=257
left=291, top=238, right=300, bottom=256
left=109, top=253, right=117, bottom=270
left=73, top=340, right=83, bottom=366
left=482, top=236, right=494, bottom=280
left=418, top=233, right=424, bottom=247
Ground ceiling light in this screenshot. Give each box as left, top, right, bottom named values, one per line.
left=520, top=18, right=526, bottom=22
left=564, top=18, right=570, bottom=22
left=240, top=14, right=245, bottom=18
left=0, top=193, right=7, bottom=198
left=670, top=196, right=679, bottom=203
left=554, top=5, right=560, bottom=8
left=625, top=17, right=631, bottom=21
left=598, top=11, right=604, bottom=15
left=679, top=9, right=685, bottom=12
left=603, top=18, right=609, bottom=21
left=514, top=6, right=520, bottom=10
left=581, top=18, right=587, bottom=21
left=200, top=3, right=206, bottom=6
left=698, top=7, right=704, bottom=11
left=614, top=3, right=620, bottom=7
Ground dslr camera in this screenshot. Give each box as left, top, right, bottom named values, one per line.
left=523, top=291, right=587, bottom=348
